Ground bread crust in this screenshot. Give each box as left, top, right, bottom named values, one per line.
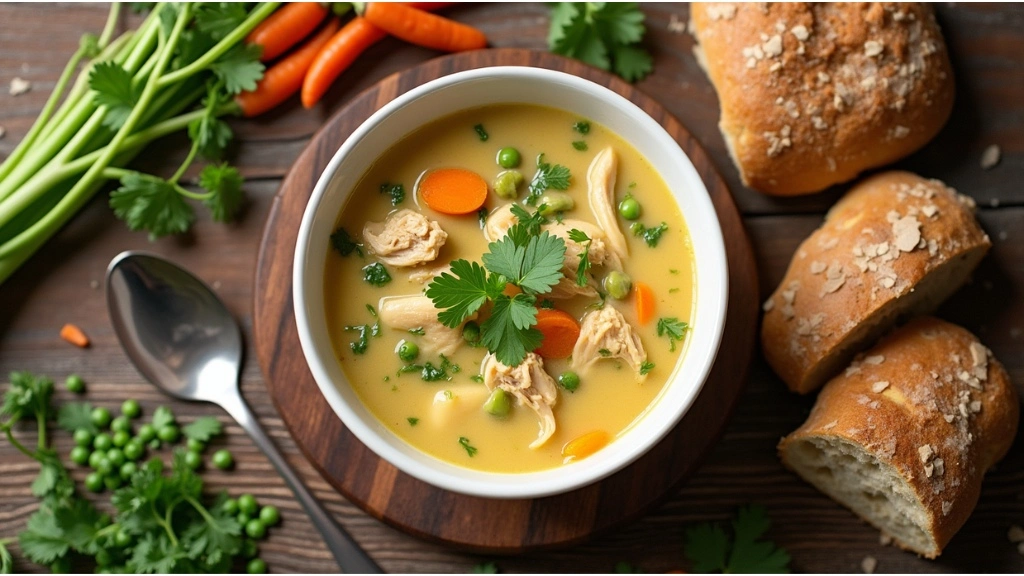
left=761, top=171, right=990, bottom=394
left=778, top=317, right=1019, bottom=558
left=691, top=3, right=955, bottom=195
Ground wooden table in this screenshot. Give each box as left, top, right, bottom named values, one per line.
left=1, top=3, right=1021, bottom=573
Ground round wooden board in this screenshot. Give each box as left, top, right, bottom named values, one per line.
left=253, top=49, right=759, bottom=554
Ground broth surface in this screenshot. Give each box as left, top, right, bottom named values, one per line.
left=324, top=104, right=695, bottom=473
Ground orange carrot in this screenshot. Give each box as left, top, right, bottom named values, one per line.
left=407, top=2, right=456, bottom=11
left=361, top=2, right=487, bottom=53
left=246, top=2, right=329, bottom=62
left=561, top=430, right=610, bottom=462
left=301, top=17, right=386, bottom=108
left=533, top=308, right=581, bottom=360
left=60, top=323, right=90, bottom=348
left=237, top=18, right=341, bottom=117
left=634, top=281, right=656, bottom=325
left=418, top=168, right=488, bottom=215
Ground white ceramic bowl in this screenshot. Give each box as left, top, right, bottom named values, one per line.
left=293, top=67, right=729, bottom=499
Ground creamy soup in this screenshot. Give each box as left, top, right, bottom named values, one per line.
left=324, top=104, right=695, bottom=473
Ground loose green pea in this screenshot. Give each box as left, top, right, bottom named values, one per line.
left=247, top=558, right=267, bottom=574
left=85, top=472, right=104, bottom=493
left=73, top=428, right=93, bottom=447
left=112, top=430, right=130, bottom=448
left=120, top=462, right=138, bottom=480
left=93, top=433, right=113, bottom=451
left=245, top=519, right=267, bottom=540
left=397, top=340, right=419, bottom=362
left=88, top=450, right=105, bottom=469
left=114, top=529, right=132, bottom=547
left=238, top=494, right=258, bottom=516
left=96, top=457, right=114, bottom=477
left=187, top=438, right=206, bottom=453
left=237, top=513, right=252, bottom=526
left=212, top=449, right=234, bottom=470
left=259, top=505, right=281, bottom=527
left=91, top=407, right=112, bottom=429
left=148, top=438, right=162, bottom=451
left=462, top=321, right=481, bottom=344
left=110, top=416, right=131, bottom=433
left=137, top=423, right=157, bottom=443
left=603, top=270, right=633, bottom=300
left=482, top=388, right=511, bottom=417
left=184, top=450, right=202, bottom=470
left=492, top=170, right=524, bottom=200
left=496, top=146, right=521, bottom=169
left=121, top=399, right=141, bottom=419
left=618, top=195, right=641, bottom=220
left=558, top=371, right=580, bottom=392
left=106, top=448, right=125, bottom=467
left=123, top=440, right=144, bottom=462
left=537, top=191, right=575, bottom=216
left=70, top=446, right=90, bottom=465
left=157, top=425, right=180, bottom=443
left=65, top=374, right=85, bottom=394
left=222, top=498, right=239, bottom=515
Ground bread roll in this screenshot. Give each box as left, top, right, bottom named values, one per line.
left=778, top=317, right=1019, bottom=558
left=690, top=3, right=954, bottom=195
left=762, top=171, right=989, bottom=394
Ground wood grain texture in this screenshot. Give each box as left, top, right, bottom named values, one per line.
left=0, top=3, right=1022, bottom=573
left=252, top=48, right=759, bottom=553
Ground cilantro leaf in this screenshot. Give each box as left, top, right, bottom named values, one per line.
left=18, top=511, right=69, bottom=564
left=1, top=372, right=54, bottom=424
left=89, top=61, right=140, bottom=130
left=612, top=44, right=654, bottom=83
left=211, top=44, right=264, bottom=95
left=684, top=522, right=730, bottom=573
left=194, top=2, right=249, bottom=41
left=426, top=260, right=494, bottom=329
left=547, top=2, right=579, bottom=48
left=30, top=462, right=60, bottom=498
left=684, top=505, right=790, bottom=574
left=188, top=114, right=232, bottom=160
left=110, top=172, right=195, bottom=239
left=593, top=2, right=646, bottom=45
left=0, top=539, right=12, bottom=574
left=362, top=262, right=392, bottom=287
left=507, top=204, right=547, bottom=246
left=56, top=401, right=96, bottom=434
left=547, top=3, right=653, bottom=82
left=151, top=406, right=176, bottom=429
left=199, top=163, right=244, bottom=222
left=572, top=140, right=588, bottom=151
left=129, top=532, right=180, bottom=574
left=480, top=295, right=543, bottom=366
left=518, top=232, right=566, bottom=294
left=182, top=417, right=222, bottom=443
left=527, top=154, right=571, bottom=204
left=656, top=317, right=689, bottom=352
left=632, top=221, right=669, bottom=247
left=330, top=227, right=363, bottom=257
left=379, top=183, right=405, bottom=206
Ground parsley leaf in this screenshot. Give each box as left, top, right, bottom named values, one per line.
left=458, top=436, right=478, bottom=457
left=548, top=3, right=653, bottom=82
left=426, top=260, right=496, bottom=328
left=572, top=140, right=588, bottom=151
left=483, top=232, right=565, bottom=295
left=210, top=44, right=264, bottom=95
left=344, top=325, right=372, bottom=355
left=473, top=124, right=489, bottom=141
left=568, top=228, right=592, bottom=286
left=472, top=561, right=498, bottom=574
left=639, top=361, right=655, bottom=375
left=379, top=183, right=405, bottom=206
left=89, top=61, right=140, bottom=130
left=407, top=417, right=419, bottom=426
left=684, top=505, right=790, bottom=573
left=56, top=402, right=96, bottom=434
left=527, top=154, right=571, bottom=205
left=573, top=120, right=591, bottom=134
left=188, top=112, right=232, bottom=161
left=656, top=317, right=689, bottom=352
left=193, top=2, right=249, bottom=40
left=612, top=44, right=654, bottom=83
left=631, top=221, right=669, bottom=247
left=109, top=172, right=195, bottom=240
left=182, top=417, right=222, bottom=442
left=480, top=295, right=543, bottom=366
left=18, top=511, right=69, bottom=564
left=0, top=539, right=11, bottom=574
left=362, top=262, right=392, bottom=287
left=330, top=227, right=363, bottom=257
left=151, top=406, right=176, bottom=429
left=199, top=164, right=244, bottom=222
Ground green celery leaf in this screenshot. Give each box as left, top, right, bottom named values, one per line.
left=56, top=402, right=96, bottom=434
left=684, top=522, right=729, bottom=573
left=110, top=172, right=195, bottom=239
left=480, top=295, right=542, bottom=366
left=18, top=510, right=69, bottom=564
left=612, top=44, right=654, bottom=83
left=211, top=44, right=265, bottom=95
left=426, top=260, right=491, bottom=329
left=199, top=164, right=244, bottom=222
left=89, top=61, right=140, bottom=130
left=194, top=3, right=250, bottom=41
left=518, top=231, right=566, bottom=294
left=181, top=417, right=222, bottom=443
left=592, top=2, right=646, bottom=45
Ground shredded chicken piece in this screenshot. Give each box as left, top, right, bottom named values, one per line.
left=407, top=263, right=451, bottom=284
left=571, top=306, right=648, bottom=381
left=377, top=295, right=473, bottom=356
left=587, top=147, right=629, bottom=261
left=363, top=209, right=447, bottom=267
left=483, top=203, right=518, bottom=242
left=481, top=353, right=559, bottom=449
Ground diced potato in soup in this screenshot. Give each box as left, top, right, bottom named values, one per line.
left=323, top=104, right=696, bottom=473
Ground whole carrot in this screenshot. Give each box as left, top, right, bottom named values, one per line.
left=246, top=2, right=329, bottom=62
left=238, top=18, right=341, bottom=117
left=301, top=17, right=386, bottom=108
left=360, top=3, right=487, bottom=53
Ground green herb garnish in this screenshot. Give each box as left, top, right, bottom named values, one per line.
left=330, top=227, right=363, bottom=257
left=407, top=417, right=419, bottom=426
left=572, top=120, right=591, bottom=134
left=379, top=182, right=405, bottom=206
left=408, top=327, right=426, bottom=336
left=548, top=3, right=653, bottom=82
left=567, top=228, right=592, bottom=287
left=344, top=325, right=372, bottom=354
left=631, top=221, right=669, bottom=247
left=474, top=124, right=489, bottom=141
left=598, top=348, right=612, bottom=357
left=526, top=154, right=571, bottom=205
left=572, top=140, right=588, bottom=151
left=656, top=317, right=689, bottom=352
left=684, top=505, right=790, bottom=573
left=458, top=436, right=478, bottom=457
left=362, top=262, right=391, bottom=287
left=181, top=417, right=222, bottom=443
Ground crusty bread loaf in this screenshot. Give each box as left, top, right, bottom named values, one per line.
left=690, top=3, right=955, bottom=195
left=762, top=171, right=989, bottom=394
left=778, top=317, right=1019, bottom=558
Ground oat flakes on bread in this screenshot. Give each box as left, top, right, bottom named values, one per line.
left=690, top=3, right=955, bottom=195
left=762, top=171, right=989, bottom=394
left=778, top=317, right=1019, bottom=558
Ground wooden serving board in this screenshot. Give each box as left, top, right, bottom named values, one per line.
left=253, top=49, right=759, bottom=553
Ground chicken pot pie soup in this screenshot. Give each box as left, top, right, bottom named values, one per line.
left=324, top=104, right=695, bottom=473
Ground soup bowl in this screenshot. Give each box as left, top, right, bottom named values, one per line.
left=293, top=66, right=728, bottom=499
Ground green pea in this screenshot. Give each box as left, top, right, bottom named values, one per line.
left=222, top=498, right=239, bottom=515
left=482, top=388, right=511, bottom=417
left=137, top=423, right=157, bottom=443
left=112, top=430, right=131, bottom=448
left=73, top=428, right=93, bottom=447
left=114, top=528, right=132, bottom=548
left=558, top=371, right=580, bottom=392
left=184, top=450, right=203, bottom=470
left=96, top=457, right=113, bottom=477
left=106, top=448, right=125, bottom=467
left=157, top=425, right=180, bottom=443
left=462, top=321, right=481, bottom=344
left=104, top=475, right=122, bottom=490
left=91, top=407, right=112, bottom=429
left=88, top=450, right=105, bottom=469
left=238, top=494, right=258, bottom=516
left=618, top=195, right=641, bottom=220
left=187, top=438, right=206, bottom=453
left=85, top=472, right=104, bottom=493
left=603, top=270, right=633, bottom=300
left=123, top=440, right=144, bottom=462
left=93, top=433, right=113, bottom=451
left=110, top=416, right=131, bottom=433
left=259, top=505, right=281, bottom=527
left=95, top=549, right=113, bottom=567
left=496, top=146, right=521, bottom=169
left=537, top=191, right=575, bottom=216
left=65, top=374, right=85, bottom=394
left=397, top=340, right=419, bottom=362
left=212, top=449, right=234, bottom=470
left=492, top=170, right=524, bottom=200
left=247, top=558, right=267, bottom=574
left=237, top=512, right=252, bottom=526
left=70, top=446, right=90, bottom=466
left=245, top=519, right=267, bottom=540
left=120, top=462, right=138, bottom=480
left=121, top=399, right=141, bottom=419
left=148, top=438, right=162, bottom=451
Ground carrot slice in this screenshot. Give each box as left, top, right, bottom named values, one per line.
left=246, top=2, right=330, bottom=62
left=418, top=168, right=488, bottom=215
left=533, top=308, right=580, bottom=360
left=60, top=323, right=90, bottom=348
left=562, top=430, right=610, bottom=462
left=634, top=281, right=656, bottom=325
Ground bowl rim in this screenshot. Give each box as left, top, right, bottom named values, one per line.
left=293, top=65, right=729, bottom=499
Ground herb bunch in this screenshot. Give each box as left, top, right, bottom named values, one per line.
left=684, top=505, right=791, bottom=573
left=548, top=2, right=654, bottom=82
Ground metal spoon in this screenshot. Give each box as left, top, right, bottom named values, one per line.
left=106, top=251, right=381, bottom=574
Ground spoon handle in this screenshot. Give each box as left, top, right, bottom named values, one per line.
left=219, top=393, right=382, bottom=573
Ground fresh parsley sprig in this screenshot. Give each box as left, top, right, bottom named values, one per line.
left=548, top=3, right=654, bottom=82
left=527, top=154, right=571, bottom=206
left=684, top=505, right=791, bottom=573
left=567, top=228, right=593, bottom=286
left=657, top=317, right=689, bottom=351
